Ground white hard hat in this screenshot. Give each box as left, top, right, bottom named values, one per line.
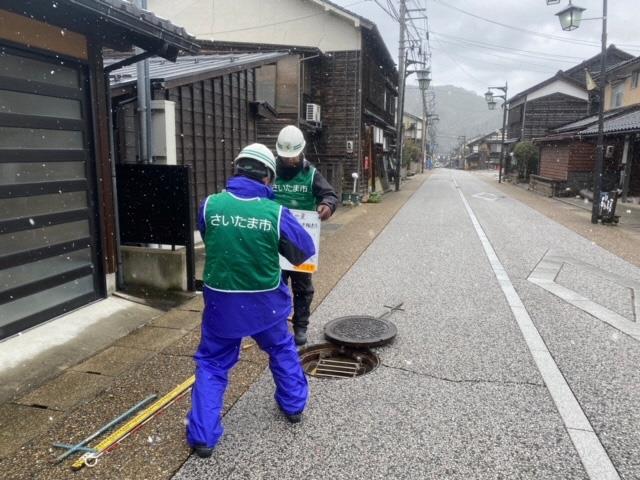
left=235, top=143, right=277, bottom=178
left=276, top=125, right=306, bottom=158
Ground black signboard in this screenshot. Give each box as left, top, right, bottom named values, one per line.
left=116, top=164, right=196, bottom=290
left=598, top=190, right=619, bottom=224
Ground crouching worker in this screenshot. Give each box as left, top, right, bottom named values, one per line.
left=186, top=143, right=315, bottom=458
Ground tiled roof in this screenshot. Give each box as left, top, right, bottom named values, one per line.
left=580, top=107, right=640, bottom=135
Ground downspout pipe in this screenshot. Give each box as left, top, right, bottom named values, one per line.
left=104, top=43, right=168, bottom=289
left=106, top=72, right=125, bottom=289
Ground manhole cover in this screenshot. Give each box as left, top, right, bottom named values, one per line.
left=324, top=315, right=397, bottom=348
left=298, top=343, right=379, bottom=379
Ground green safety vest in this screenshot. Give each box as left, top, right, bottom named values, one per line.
left=273, top=167, right=317, bottom=211
left=202, top=192, right=282, bottom=292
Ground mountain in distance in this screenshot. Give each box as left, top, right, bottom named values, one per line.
left=404, top=84, right=503, bottom=155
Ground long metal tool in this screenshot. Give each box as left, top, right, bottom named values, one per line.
left=380, top=302, right=405, bottom=319
left=71, top=375, right=195, bottom=470
left=53, top=443, right=97, bottom=454
left=53, top=394, right=157, bottom=464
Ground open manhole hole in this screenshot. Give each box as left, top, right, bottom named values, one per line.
left=299, top=343, right=379, bottom=379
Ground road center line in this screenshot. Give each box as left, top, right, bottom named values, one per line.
left=453, top=176, right=620, bottom=480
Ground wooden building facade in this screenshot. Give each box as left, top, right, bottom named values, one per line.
left=535, top=105, right=640, bottom=198
left=109, top=53, right=288, bottom=221
left=507, top=46, right=633, bottom=143
left=145, top=0, right=398, bottom=198
left=0, top=0, right=197, bottom=339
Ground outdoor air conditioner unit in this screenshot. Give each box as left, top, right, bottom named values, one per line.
left=605, top=145, right=615, bottom=158
left=306, top=103, right=321, bottom=125
left=373, top=126, right=384, bottom=145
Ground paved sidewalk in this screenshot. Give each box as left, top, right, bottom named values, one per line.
left=175, top=170, right=640, bottom=479
left=0, top=175, right=426, bottom=479
left=475, top=170, right=640, bottom=269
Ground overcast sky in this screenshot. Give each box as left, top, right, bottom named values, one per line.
left=333, top=0, right=640, bottom=97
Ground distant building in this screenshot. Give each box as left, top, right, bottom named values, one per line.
left=403, top=112, right=424, bottom=144
left=507, top=46, right=632, bottom=144
left=465, top=130, right=503, bottom=170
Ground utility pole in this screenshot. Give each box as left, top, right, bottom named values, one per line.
left=591, top=0, right=608, bottom=224
left=420, top=94, right=428, bottom=173
left=394, top=0, right=407, bottom=192
left=485, top=83, right=508, bottom=182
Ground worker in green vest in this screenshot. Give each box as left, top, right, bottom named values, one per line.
left=273, top=125, right=338, bottom=346
left=187, top=143, right=316, bottom=457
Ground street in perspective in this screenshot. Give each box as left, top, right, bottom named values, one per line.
left=1, top=1, right=640, bottom=479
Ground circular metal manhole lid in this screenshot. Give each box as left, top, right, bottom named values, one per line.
left=324, top=315, right=397, bottom=348
left=299, top=343, right=379, bottom=379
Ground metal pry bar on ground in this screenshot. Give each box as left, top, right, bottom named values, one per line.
left=380, top=302, right=405, bottom=319
left=71, top=375, right=195, bottom=471
left=52, top=394, right=157, bottom=464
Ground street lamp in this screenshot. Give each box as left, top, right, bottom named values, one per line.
left=485, top=83, right=508, bottom=183
left=546, top=0, right=561, bottom=4
left=547, top=0, right=607, bottom=224
left=416, top=68, right=431, bottom=91
left=556, top=1, right=586, bottom=31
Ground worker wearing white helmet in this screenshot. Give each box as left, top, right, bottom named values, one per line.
left=186, top=143, right=316, bottom=457
left=273, top=126, right=338, bottom=346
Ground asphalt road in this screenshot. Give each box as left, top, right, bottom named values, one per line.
left=174, top=170, right=640, bottom=480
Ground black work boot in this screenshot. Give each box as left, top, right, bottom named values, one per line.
left=192, top=446, right=213, bottom=458
left=293, top=327, right=307, bottom=346
left=284, top=412, right=303, bottom=423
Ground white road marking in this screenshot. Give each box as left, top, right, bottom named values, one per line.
left=529, top=252, right=640, bottom=340
left=454, top=175, right=620, bottom=480
left=472, top=192, right=502, bottom=201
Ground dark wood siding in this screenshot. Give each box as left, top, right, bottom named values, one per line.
left=569, top=142, right=596, bottom=172
left=509, top=93, right=589, bottom=141
left=308, top=50, right=362, bottom=194
left=114, top=69, right=258, bottom=225
left=539, top=142, right=571, bottom=180
left=361, top=35, right=395, bottom=128
left=539, top=140, right=596, bottom=181
left=162, top=70, right=257, bottom=220
left=257, top=113, right=297, bottom=151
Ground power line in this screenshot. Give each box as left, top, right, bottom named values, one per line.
left=373, top=0, right=398, bottom=20
left=432, top=36, right=485, bottom=86
left=431, top=0, right=640, bottom=50
left=211, top=0, right=370, bottom=34
left=429, top=30, right=585, bottom=62
left=431, top=37, right=574, bottom=69
left=430, top=46, right=556, bottom=75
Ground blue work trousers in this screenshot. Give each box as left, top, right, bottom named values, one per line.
left=186, top=318, right=308, bottom=449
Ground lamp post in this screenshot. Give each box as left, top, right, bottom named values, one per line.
left=485, top=83, right=508, bottom=183
left=547, top=0, right=607, bottom=224
left=402, top=64, right=431, bottom=179
left=416, top=68, right=432, bottom=174
left=423, top=113, right=439, bottom=172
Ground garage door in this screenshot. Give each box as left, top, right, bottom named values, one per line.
left=0, top=47, right=103, bottom=340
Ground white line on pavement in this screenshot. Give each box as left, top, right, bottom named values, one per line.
left=453, top=175, right=620, bottom=480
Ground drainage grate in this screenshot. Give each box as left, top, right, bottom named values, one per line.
left=299, top=344, right=379, bottom=379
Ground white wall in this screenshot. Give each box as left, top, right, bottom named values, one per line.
left=148, top=0, right=362, bottom=52
left=526, top=79, right=588, bottom=102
